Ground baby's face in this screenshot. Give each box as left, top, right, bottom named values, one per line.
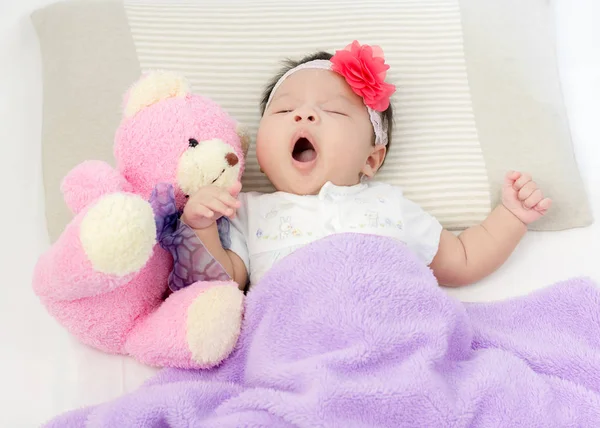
left=256, top=69, right=383, bottom=195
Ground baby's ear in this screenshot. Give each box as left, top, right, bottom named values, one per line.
left=362, top=144, right=387, bottom=178
left=236, top=123, right=251, bottom=157
left=122, top=70, right=191, bottom=118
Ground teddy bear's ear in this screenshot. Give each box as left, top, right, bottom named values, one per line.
left=236, top=123, right=251, bottom=157
left=123, top=70, right=191, bottom=118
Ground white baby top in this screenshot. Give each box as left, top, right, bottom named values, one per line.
left=228, top=181, right=443, bottom=286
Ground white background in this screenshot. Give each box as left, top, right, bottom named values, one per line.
left=0, top=0, right=599, bottom=426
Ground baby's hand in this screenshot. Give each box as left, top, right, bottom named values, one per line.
left=182, top=182, right=242, bottom=230
left=502, top=171, right=552, bottom=225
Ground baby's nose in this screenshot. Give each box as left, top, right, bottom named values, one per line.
left=294, top=109, right=318, bottom=123
left=294, top=114, right=317, bottom=123
left=225, top=153, right=238, bottom=167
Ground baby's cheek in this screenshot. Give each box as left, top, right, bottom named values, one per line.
left=255, top=135, right=280, bottom=168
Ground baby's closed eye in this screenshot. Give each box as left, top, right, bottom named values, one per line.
left=269, top=101, right=294, bottom=114
left=321, top=102, right=350, bottom=117
left=325, top=110, right=349, bottom=116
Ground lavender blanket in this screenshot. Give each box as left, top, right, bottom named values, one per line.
left=48, top=234, right=600, bottom=427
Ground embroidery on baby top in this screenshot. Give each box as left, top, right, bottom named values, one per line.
left=349, top=209, right=403, bottom=230
left=264, top=209, right=278, bottom=219
left=365, top=211, right=379, bottom=227
left=149, top=183, right=231, bottom=292
left=255, top=216, right=305, bottom=241
left=277, top=217, right=303, bottom=238
left=280, top=217, right=293, bottom=239
left=263, top=202, right=295, bottom=220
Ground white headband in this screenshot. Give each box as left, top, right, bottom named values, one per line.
left=265, top=59, right=389, bottom=146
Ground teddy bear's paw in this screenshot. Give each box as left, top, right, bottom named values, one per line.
left=123, top=281, right=242, bottom=369
left=186, top=283, right=244, bottom=367
left=80, top=192, right=157, bottom=276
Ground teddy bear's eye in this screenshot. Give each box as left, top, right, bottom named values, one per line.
left=188, top=138, right=199, bottom=148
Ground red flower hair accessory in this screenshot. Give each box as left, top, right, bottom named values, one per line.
left=330, top=40, right=396, bottom=112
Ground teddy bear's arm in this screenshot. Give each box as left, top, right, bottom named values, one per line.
left=61, top=160, right=133, bottom=215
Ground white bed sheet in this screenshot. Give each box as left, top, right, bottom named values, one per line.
left=0, top=0, right=598, bottom=426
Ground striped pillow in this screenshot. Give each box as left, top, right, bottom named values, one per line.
left=32, top=0, right=593, bottom=241
left=125, top=0, right=490, bottom=230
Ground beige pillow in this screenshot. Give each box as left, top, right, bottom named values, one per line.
left=32, top=0, right=593, bottom=243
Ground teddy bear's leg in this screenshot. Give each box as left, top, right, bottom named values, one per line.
left=124, top=280, right=244, bottom=369
left=42, top=250, right=171, bottom=354
left=33, top=192, right=158, bottom=301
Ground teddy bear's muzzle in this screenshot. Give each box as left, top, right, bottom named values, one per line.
left=177, top=138, right=242, bottom=196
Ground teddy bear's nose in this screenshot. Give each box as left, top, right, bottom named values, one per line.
left=225, top=153, right=238, bottom=167
left=225, top=153, right=238, bottom=166
left=188, top=138, right=199, bottom=148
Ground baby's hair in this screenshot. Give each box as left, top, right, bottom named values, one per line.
left=260, top=51, right=394, bottom=156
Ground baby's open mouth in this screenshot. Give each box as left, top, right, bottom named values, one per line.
left=292, top=137, right=317, bottom=163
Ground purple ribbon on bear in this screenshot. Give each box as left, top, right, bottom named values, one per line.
left=148, top=183, right=232, bottom=292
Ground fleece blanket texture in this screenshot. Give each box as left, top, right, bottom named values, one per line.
left=47, top=233, right=600, bottom=427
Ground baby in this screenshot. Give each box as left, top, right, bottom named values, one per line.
left=183, top=41, right=551, bottom=289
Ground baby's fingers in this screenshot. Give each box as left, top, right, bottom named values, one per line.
left=504, top=171, right=521, bottom=186
left=206, top=198, right=235, bottom=218
left=518, top=181, right=538, bottom=201
left=513, top=172, right=532, bottom=191
left=228, top=181, right=242, bottom=197
left=523, top=189, right=543, bottom=209
left=534, top=198, right=552, bottom=213
left=216, top=190, right=241, bottom=209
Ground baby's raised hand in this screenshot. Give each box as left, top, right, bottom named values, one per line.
left=502, top=171, right=552, bottom=225
left=182, top=182, right=242, bottom=230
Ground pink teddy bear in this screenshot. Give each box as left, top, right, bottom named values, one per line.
left=32, top=71, right=249, bottom=369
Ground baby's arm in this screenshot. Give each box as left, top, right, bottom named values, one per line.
left=182, top=183, right=248, bottom=290
left=430, top=172, right=552, bottom=287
